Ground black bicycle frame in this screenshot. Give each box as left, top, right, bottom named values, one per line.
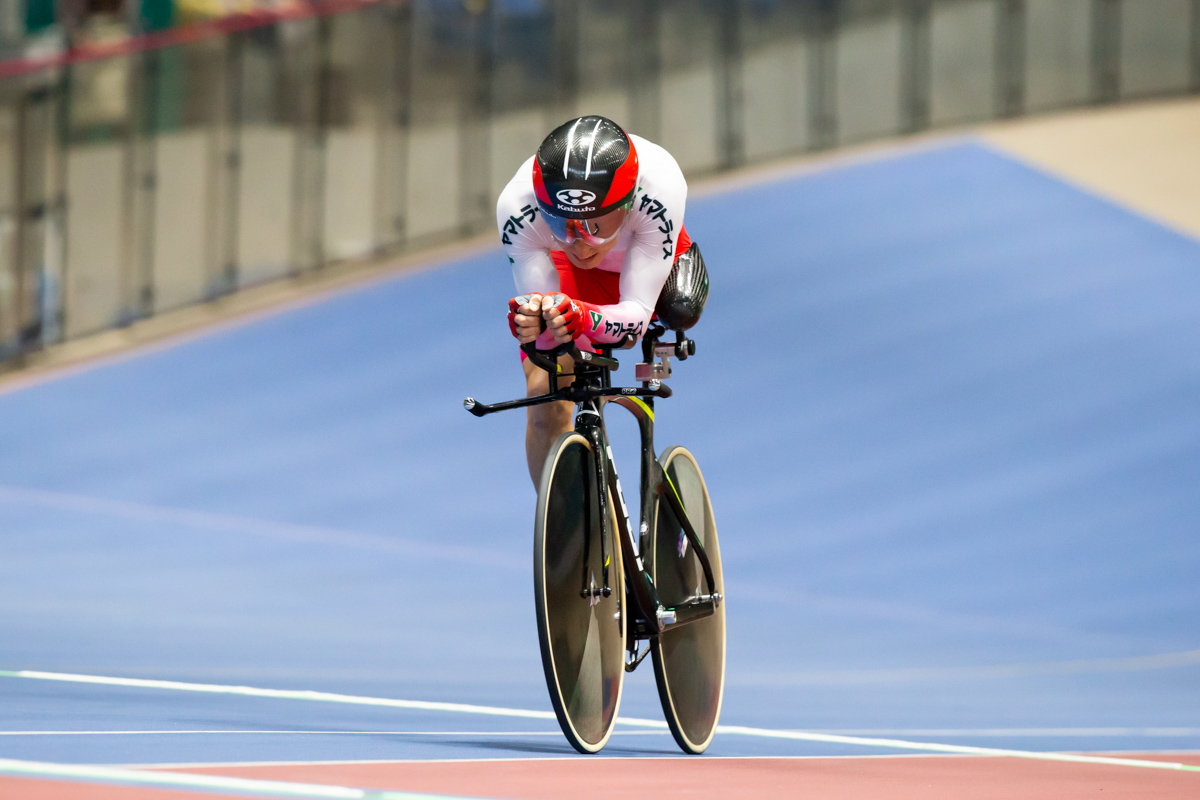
left=463, top=336, right=722, bottom=641
left=606, top=391, right=720, bottom=638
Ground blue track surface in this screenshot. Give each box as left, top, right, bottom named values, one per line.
left=1, top=140, right=1198, bottom=766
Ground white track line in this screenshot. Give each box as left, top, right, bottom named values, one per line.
left=130, top=753, right=955, bottom=770
left=0, top=670, right=560, bottom=722
left=0, top=730, right=666, bottom=737
left=0, top=757, right=490, bottom=799
left=2, top=669, right=1197, bottom=774
left=713, top=725, right=1199, bottom=771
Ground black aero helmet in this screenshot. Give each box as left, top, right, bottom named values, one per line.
left=533, top=116, right=639, bottom=222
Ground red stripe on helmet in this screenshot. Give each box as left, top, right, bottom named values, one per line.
left=531, top=158, right=551, bottom=205
left=601, top=137, right=638, bottom=208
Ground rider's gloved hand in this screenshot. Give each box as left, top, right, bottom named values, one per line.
left=543, top=293, right=601, bottom=345
left=508, top=294, right=546, bottom=343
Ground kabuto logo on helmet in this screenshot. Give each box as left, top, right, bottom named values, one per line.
left=556, top=189, right=597, bottom=207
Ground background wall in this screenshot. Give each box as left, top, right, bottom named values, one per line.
left=0, top=0, right=1197, bottom=363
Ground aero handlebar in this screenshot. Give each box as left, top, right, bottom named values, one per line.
left=520, top=341, right=620, bottom=373
left=463, top=338, right=671, bottom=418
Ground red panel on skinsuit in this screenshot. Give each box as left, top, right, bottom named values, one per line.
left=177, top=754, right=1200, bottom=800
left=548, top=225, right=693, bottom=305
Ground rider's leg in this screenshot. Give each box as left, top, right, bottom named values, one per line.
left=524, top=354, right=576, bottom=486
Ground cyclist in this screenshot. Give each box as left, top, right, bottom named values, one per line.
left=497, top=115, right=693, bottom=485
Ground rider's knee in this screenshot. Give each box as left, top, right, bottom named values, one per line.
left=529, top=399, right=572, bottom=431
left=524, top=354, right=575, bottom=398
left=525, top=366, right=549, bottom=398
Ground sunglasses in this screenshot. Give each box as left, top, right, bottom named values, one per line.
left=543, top=204, right=630, bottom=246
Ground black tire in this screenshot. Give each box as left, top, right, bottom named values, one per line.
left=534, top=431, right=627, bottom=754
left=649, top=445, right=726, bottom=754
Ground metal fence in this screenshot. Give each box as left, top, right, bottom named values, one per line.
left=1, top=0, right=1197, bottom=363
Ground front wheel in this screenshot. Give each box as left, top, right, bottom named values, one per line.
left=649, top=445, right=726, bottom=754
left=534, top=431, right=627, bottom=754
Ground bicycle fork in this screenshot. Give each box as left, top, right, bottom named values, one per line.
left=576, top=403, right=612, bottom=601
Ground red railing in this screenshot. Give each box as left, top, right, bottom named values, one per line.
left=0, top=0, right=390, bottom=80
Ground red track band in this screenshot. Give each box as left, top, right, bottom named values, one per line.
left=0, top=0, right=388, bottom=81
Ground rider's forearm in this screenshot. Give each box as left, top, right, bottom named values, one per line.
left=577, top=298, right=654, bottom=344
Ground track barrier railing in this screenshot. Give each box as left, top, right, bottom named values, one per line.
left=0, top=0, right=1196, bottom=364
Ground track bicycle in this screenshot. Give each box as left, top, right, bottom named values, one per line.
left=462, top=248, right=724, bottom=754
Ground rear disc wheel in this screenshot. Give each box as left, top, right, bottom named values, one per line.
left=649, top=445, right=725, bottom=754
left=534, top=431, right=627, bottom=754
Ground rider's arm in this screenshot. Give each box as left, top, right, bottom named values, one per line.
left=497, top=162, right=564, bottom=348
left=497, top=157, right=560, bottom=296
